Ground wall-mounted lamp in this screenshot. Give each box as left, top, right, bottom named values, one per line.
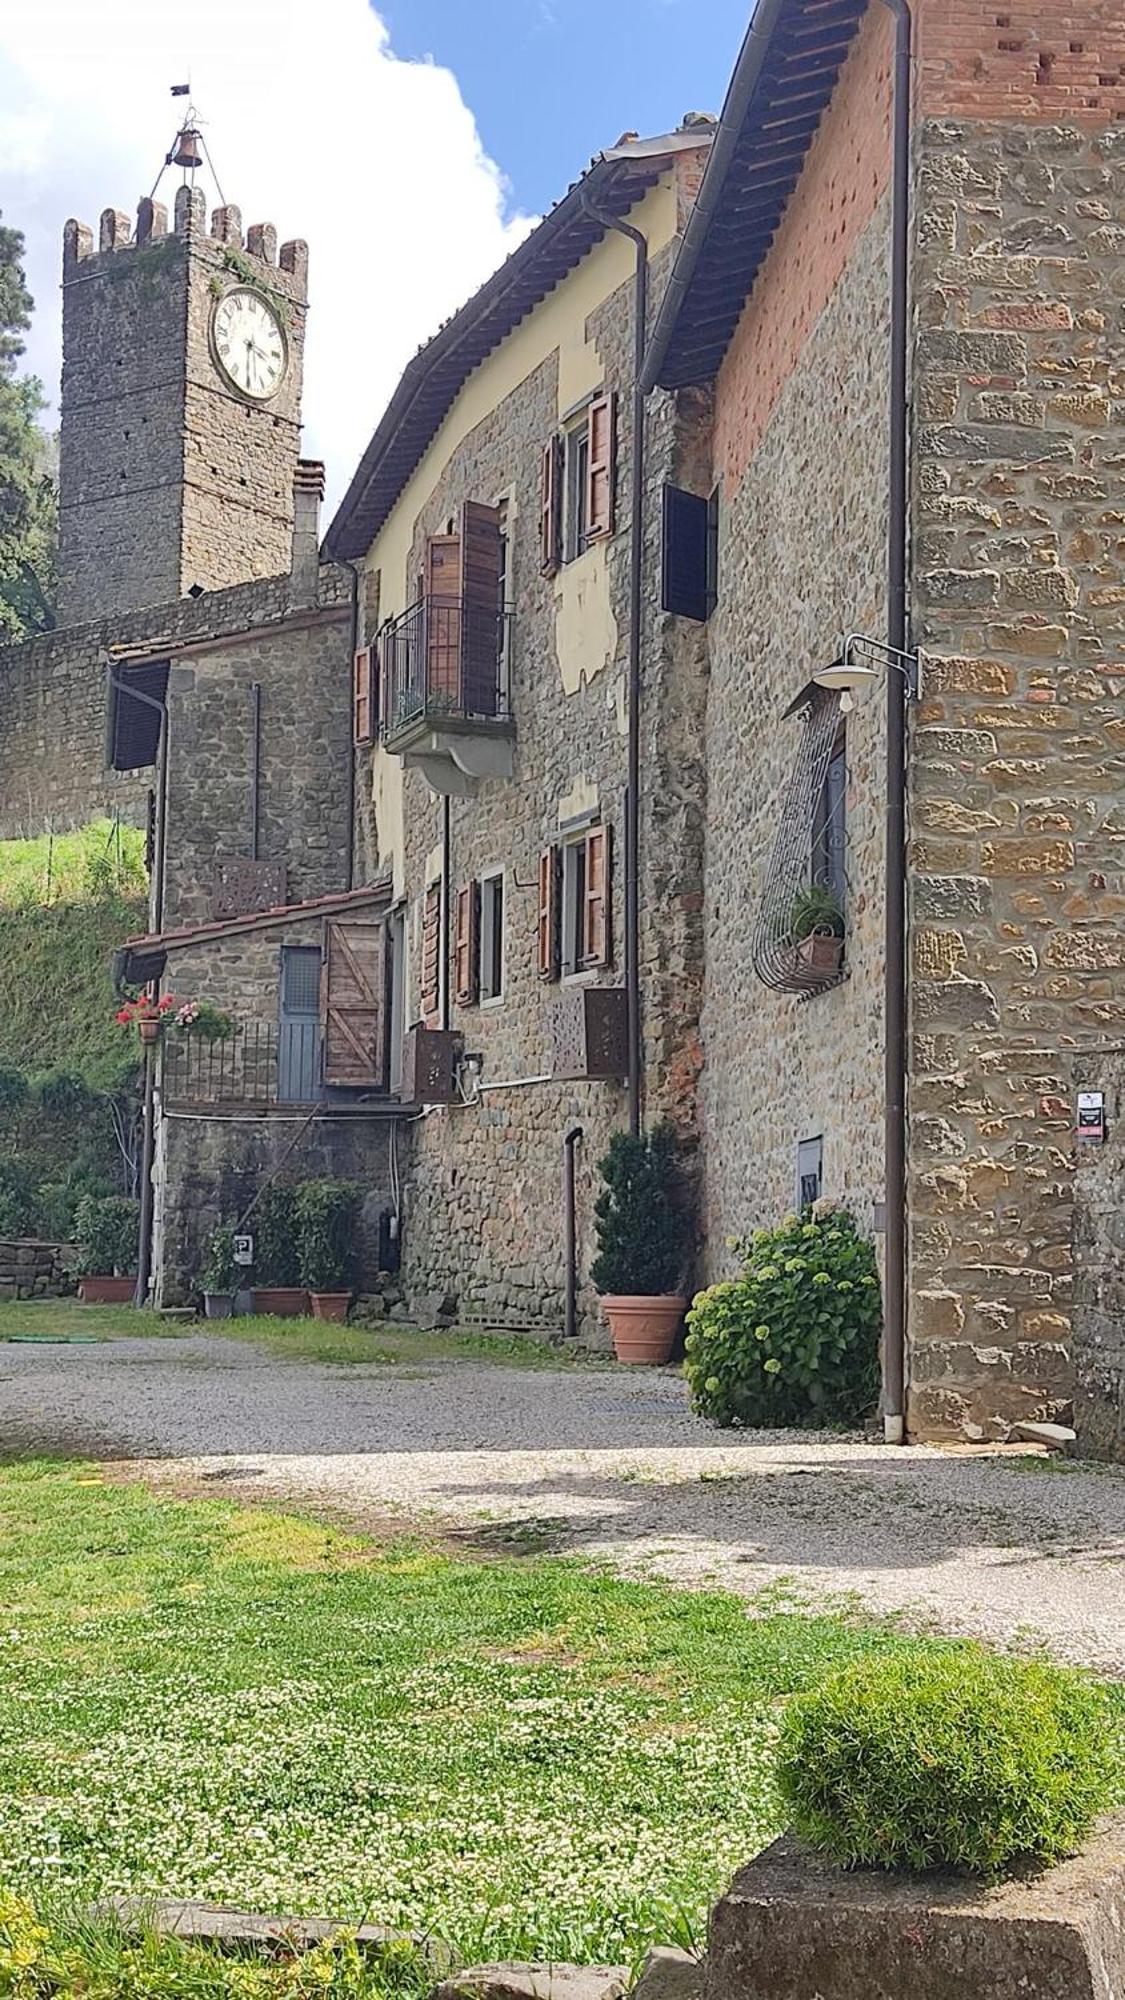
left=813, top=632, right=920, bottom=700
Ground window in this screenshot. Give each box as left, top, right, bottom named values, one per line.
left=557, top=824, right=611, bottom=976
left=797, top=1136, right=823, bottom=1211
left=811, top=727, right=847, bottom=913
left=660, top=484, right=719, bottom=621
left=480, top=871, right=505, bottom=1002
left=541, top=393, right=616, bottom=573
left=563, top=420, right=589, bottom=564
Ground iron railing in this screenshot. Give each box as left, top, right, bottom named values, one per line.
left=162, top=1022, right=324, bottom=1107
left=384, top=594, right=512, bottom=737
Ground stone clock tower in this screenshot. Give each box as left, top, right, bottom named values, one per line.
left=57, top=183, right=308, bottom=627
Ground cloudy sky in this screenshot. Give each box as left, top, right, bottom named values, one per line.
left=0, top=0, right=745, bottom=515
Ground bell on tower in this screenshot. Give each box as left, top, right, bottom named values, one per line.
left=172, top=126, right=203, bottom=170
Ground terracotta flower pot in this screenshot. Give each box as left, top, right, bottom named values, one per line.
left=309, top=1292, right=351, bottom=1322
left=600, top=1294, right=687, bottom=1366
left=251, top=1287, right=309, bottom=1318
left=78, top=1275, right=136, bottom=1304
left=796, top=931, right=844, bottom=974
left=138, top=1017, right=161, bottom=1046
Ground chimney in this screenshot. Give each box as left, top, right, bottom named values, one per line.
left=291, top=458, right=325, bottom=603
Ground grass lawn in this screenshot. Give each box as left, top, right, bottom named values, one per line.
left=0, top=1462, right=979, bottom=1980
left=0, top=1299, right=608, bottom=1370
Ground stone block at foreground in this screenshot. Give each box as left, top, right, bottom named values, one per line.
left=433, top=1965, right=627, bottom=2000
left=706, top=1817, right=1125, bottom=2000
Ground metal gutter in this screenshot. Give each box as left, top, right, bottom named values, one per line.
left=639, top=0, right=787, bottom=394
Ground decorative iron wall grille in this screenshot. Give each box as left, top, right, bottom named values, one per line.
left=752, top=686, right=846, bottom=995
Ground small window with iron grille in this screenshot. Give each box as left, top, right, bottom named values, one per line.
left=797, top=1135, right=823, bottom=1211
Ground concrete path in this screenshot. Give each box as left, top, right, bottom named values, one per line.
left=4, top=1332, right=1125, bottom=1673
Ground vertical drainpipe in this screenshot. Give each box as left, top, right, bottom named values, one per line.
left=581, top=193, right=647, bottom=1137
left=344, top=561, right=362, bottom=892
left=249, top=682, right=262, bottom=863
left=563, top=1125, right=584, bottom=1341
left=879, top=0, right=913, bottom=1444
left=441, top=795, right=452, bottom=1031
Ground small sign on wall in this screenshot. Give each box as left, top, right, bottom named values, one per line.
left=1077, top=1092, right=1106, bottom=1145
left=232, top=1234, right=254, bottom=1266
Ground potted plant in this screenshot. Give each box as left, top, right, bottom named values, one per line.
left=73, top=1193, right=140, bottom=1304
left=295, top=1178, right=361, bottom=1321
left=200, top=1225, right=238, bottom=1319
left=171, top=999, right=234, bottom=1042
left=249, top=1183, right=307, bottom=1316
left=789, top=882, right=845, bottom=976
left=115, top=991, right=176, bottom=1047
left=591, top=1123, right=691, bottom=1365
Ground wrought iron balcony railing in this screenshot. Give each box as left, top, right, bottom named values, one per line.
left=162, top=1021, right=323, bottom=1107
left=384, top=594, right=512, bottom=742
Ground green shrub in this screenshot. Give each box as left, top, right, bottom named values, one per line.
left=684, top=1205, right=880, bottom=1427
left=0, top=1157, right=35, bottom=1238
left=777, top=1647, right=1115, bottom=1879
left=73, top=1193, right=139, bottom=1276
left=201, top=1225, right=238, bottom=1294
left=590, top=1123, right=691, bottom=1296
left=253, top=1182, right=301, bottom=1287
left=34, top=1166, right=113, bottom=1243
left=0, top=1065, right=29, bottom=1120
left=296, top=1178, right=362, bottom=1292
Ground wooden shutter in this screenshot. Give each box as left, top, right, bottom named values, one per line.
left=661, top=485, right=709, bottom=621
left=537, top=845, right=561, bottom=981
left=540, top=435, right=562, bottom=575
left=353, top=646, right=373, bottom=744
left=586, top=392, right=616, bottom=540
left=582, top=823, right=611, bottom=968
left=424, top=534, right=462, bottom=706
left=321, top=920, right=387, bottom=1088
left=420, top=882, right=442, bottom=1024
left=460, top=501, right=502, bottom=717
left=454, top=882, right=480, bottom=1007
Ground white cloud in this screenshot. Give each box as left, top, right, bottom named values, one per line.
left=0, top=0, right=533, bottom=514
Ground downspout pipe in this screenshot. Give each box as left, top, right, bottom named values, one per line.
left=105, top=666, right=169, bottom=1309
left=343, top=560, right=363, bottom=891
left=581, top=191, right=647, bottom=1136
left=440, top=795, right=452, bottom=1032
left=563, top=1124, right=583, bottom=1342
left=879, top=0, right=913, bottom=1445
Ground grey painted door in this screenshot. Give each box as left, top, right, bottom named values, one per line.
left=278, top=945, right=322, bottom=1102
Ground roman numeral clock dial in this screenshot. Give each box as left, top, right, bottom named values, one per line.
left=210, top=286, right=287, bottom=401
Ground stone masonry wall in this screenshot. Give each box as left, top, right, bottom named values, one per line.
left=0, top=1240, right=74, bottom=1300
left=907, top=109, right=1125, bottom=1441
left=391, top=223, right=710, bottom=1338
left=700, top=4, right=894, bottom=1273
left=0, top=565, right=350, bottom=844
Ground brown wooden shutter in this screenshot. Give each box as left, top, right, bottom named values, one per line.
left=420, top=882, right=442, bottom=1025
left=460, top=501, right=503, bottom=716
left=540, top=435, right=562, bottom=575
left=582, top=823, right=611, bottom=967
left=537, top=845, right=561, bottom=981
left=353, top=646, right=373, bottom=744
left=424, top=534, right=462, bottom=707
left=454, top=882, right=480, bottom=1006
left=321, top=920, right=387, bottom=1087
left=586, top=392, right=616, bottom=540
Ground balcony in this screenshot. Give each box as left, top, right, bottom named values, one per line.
left=384, top=594, right=514, bottom=796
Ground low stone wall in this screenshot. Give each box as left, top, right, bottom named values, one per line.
left=1072, top=1049, right=1125, bottom=1459
left=0, top=1239, right=75, bottom=1300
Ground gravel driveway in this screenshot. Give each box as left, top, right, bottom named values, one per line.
left=5, top=1331, right=1125, bottom=1673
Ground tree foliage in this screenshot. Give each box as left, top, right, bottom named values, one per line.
left=0, top=213, right=56, bottom=643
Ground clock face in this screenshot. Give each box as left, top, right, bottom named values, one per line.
left=211, top=287, right=287, bottom=401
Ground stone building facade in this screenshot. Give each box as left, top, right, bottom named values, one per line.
left=325, top=132, right=714, bottom=1337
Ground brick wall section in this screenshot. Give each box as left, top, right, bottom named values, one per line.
left=714, top=3, right=894, bottom=491
left=906, top=106, right=1125, bottom=1440
left=915, top=0, right=1125, bottom=125
left=0, top=564, right=351, bottom=842
left=58, top=195, right=306, bottom=626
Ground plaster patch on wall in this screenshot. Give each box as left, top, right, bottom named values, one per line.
left=424, top=841, right=444, bottom=886
left=557, top=774, right=600, bottom=827
left=555, top=545, right=618, bottom=695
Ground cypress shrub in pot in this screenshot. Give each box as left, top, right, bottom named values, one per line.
left=250, top=1183, right=307, bottom=1316
left=591, top=1123, right=691, bottom=1364
left=200, top=1225, right=237, bottom=1319
left=295, top=1178, right=362, bottom=1321
left=74, top=1194, right=139, bottom=1304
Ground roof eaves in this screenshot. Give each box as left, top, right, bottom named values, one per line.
left=124, top=881, right=392, bottom=957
